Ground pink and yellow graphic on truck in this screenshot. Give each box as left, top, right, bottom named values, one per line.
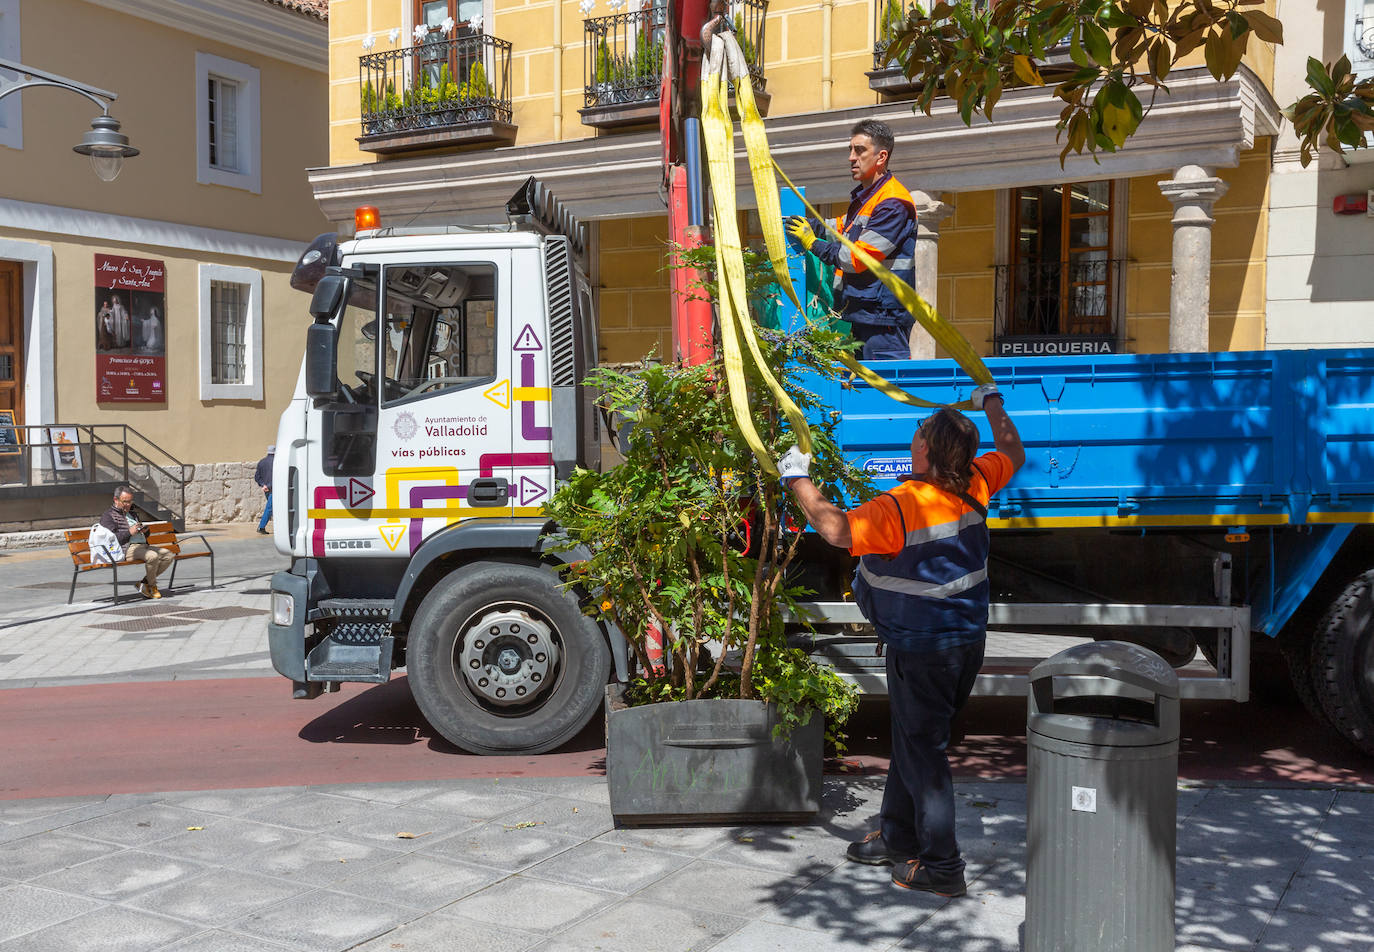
left=307, top=324, right=554, bottom=556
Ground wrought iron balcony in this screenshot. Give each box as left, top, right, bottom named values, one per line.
left=993, top=258, right=1127, bottom=354
left=358, top=33, right=515, bottom=153
left=580, top=0, right=769, bottom=129
left=1357, top=14, right=1374, bottom=60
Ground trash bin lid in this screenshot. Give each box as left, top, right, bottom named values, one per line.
left=1027, top=641, right=1180, bottom=747
left=1028, top=641, right=1180, bottom=699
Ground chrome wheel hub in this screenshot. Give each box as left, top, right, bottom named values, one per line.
left=458, top=608, right=558, bottom=707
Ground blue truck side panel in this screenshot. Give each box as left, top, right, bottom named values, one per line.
left=804, top=348, right=1374, bottom=637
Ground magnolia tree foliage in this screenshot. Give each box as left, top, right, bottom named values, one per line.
left=883, top=0, right=1369, bottom=167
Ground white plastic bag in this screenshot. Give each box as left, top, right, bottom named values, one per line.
left=89, top=523, right=123, bottom=564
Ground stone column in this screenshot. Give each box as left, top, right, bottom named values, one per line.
left=909, top=189, right=954, bottom=359
left=1157, top=165, right=1228, bottom=353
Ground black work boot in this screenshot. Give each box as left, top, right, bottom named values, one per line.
left=892, top=859, right=967, bottom=897
left=845, top=830, right=910, bottom=867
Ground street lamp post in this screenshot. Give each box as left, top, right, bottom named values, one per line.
left=0, top=57, right=140, bottom=182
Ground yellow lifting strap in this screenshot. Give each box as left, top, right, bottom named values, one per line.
left=699, top=29, right=995, bottom=471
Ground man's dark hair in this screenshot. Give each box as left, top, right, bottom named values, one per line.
left=850, top=119, right=895, bottom=159
left=921, top=409, right=980, bottom=494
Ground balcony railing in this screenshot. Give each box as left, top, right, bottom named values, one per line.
left=1357, top=14, right=1374, bottom=59
left=993, top=258, right=1127, bottom=349
left=358, top=33, right=515, bottom=153
left=581, top=0, right=768, bottom=127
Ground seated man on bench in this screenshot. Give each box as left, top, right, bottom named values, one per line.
left=100, top=486, right=174, bottom=599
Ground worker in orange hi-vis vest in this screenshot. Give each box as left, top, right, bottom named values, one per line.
left=777, top=384, right=1025, bottom=898
left=784, top=118, right=917, bottom=360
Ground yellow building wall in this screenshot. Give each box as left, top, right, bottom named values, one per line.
left=327, top=0, right=889, bottom=165
left=1126, top=138, right=1270, bottom=353
left=14, top=1, right=327, bottom=242
left=597, top=216, right=674, bottom=364
left=935, top=190, right=998, bottom=358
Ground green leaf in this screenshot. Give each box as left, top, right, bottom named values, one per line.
left=1307, top=56, right=1337, bottom=98
left=1148, top=39, right=1172, bottom=82
left=1203, top=29, right=1225, bottom=80
left=1082, top=21, right=1112, bottom=67
left=1069, top=24, right=1092, bottom=68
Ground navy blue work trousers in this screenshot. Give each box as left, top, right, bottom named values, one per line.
left=851, top=315, right=915, bottom=360
left=879, top=639, right=985, bottom=877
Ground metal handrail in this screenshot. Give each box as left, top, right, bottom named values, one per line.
left=359, top=33, right=513, bottom=137
left=0, top=422, right=190, bottom=525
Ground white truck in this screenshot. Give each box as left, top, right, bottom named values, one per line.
left=269, top=181, right=623, bottom=755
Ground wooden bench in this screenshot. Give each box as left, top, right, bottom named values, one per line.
left=64, top=521, right=216, bottom=603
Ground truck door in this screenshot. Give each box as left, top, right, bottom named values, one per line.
left=316, top=254, right=517, bottom=558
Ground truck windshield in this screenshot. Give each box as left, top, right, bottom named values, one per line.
left=380, top=262, right=497, bottom=406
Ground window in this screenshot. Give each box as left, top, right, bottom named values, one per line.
left=380, top=263, right=497, bottom=407
left=198, top=264, right=262, bottom=400
left=210, top=281, right=247, bottom=383
left=207, top=76, right=239, bottom=172
left=0, top=0, right=21, bottom=151
left=1004, top=181, right=1119, bottom=338
left=416, top=0, right=486, bottom=37
left=195, top=53, right=260, bottom=193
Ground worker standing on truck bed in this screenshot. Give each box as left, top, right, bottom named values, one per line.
left=784, top=118, right=918, bottom=360
left=778, top=383, right=1025, bottom=896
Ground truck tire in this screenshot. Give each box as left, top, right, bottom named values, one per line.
left=406, top=560, right=611, bottom=755
left=1312, top=569, right=1374, bottom=757
left=1279, top=634, right=1330, bottom=728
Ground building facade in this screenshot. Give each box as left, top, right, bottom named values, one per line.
left=309, top=0, right=1290, bottom=369
left=1265, top=0, right=1374, bottom=349
left=0, top=0, right=330, bottom=529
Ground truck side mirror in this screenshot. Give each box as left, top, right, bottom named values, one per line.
left=309, top=274, right=347, bottom=320
left=305, top=321, right=338, bottom=400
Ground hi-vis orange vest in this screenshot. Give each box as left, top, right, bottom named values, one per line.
left=821, top=172, right=917, bottom=327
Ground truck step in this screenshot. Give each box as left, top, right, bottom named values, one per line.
left=306, top=635, right=394, bottom=684
left=314, top=598, right=393, bottom=619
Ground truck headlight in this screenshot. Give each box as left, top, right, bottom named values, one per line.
left=271, top=592, right=294, bottom=627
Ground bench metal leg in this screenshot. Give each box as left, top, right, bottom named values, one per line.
left=68, top=568, right=78, bottom=605
left=168, top=559, right=178, bottom=593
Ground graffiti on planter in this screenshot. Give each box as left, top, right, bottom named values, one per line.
left=627, top=748, right=751, bottom=794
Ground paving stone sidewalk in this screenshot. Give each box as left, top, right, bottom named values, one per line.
left=1, top=777, right=1370, bottom=952
left=0, top=526, right=283, bottom=688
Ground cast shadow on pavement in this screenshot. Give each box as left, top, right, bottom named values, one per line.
left=295, top=675, right=608, bottom=757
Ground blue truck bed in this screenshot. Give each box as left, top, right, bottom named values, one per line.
left=809, top=348, right=1374, bottom=530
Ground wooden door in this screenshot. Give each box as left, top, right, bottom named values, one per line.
left=0, top=261, right=23, bottom=423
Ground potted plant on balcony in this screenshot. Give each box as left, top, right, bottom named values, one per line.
left=545, top=250, right=867, bottom=824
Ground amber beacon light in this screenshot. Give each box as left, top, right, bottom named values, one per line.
left=355, top=206, right=381, bottom=231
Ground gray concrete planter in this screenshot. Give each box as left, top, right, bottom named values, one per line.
left=605, top=683, right=824, bottom=825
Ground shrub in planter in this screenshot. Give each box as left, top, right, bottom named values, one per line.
left=546, top=250, right=871, bottom=820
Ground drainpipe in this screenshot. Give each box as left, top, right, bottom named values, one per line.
left=553, top=1, right=563, bottom=139
left=821, top=0, right=833, bottom=110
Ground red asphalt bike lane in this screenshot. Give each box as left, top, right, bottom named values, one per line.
left=3, top=675, right=1372, bottom=800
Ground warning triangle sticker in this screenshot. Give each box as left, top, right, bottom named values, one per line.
left=378, top=525, right=407, bottom=551
left=483, top=379, right=511, bottom=409
left=346, top=478, right=375, bottom=508
left=513, top=324, right=544, bottom=352
left=519, top=475, right=548, bottom=506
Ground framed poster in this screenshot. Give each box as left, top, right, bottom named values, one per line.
left=96, top=254, right=166, bottom=402
left=46, top=426, right=83, bottom=472
left=0, top=409, right=18, bottom=457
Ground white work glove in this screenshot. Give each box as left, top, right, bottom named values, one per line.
left=972, top=383, right=1002, bottom=410
left=776, top=445, right=812, bottom=482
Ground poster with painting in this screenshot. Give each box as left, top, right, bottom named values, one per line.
left=95, top=254, right=166, bottom=402
left=0, top=409, right=19, bottom=457
left=46, top=426, right=83, bottom=472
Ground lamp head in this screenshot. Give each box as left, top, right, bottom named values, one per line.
left=73, top=114, right=139, bottom=182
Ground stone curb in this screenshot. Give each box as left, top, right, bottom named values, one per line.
left=0, top=528, right=69, bottom=550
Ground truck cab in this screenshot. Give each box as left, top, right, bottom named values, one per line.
left=268, top=180, right=619, bottom=755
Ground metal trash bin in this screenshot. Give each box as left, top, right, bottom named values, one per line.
left=1025, top=640, right=1180, bottom=952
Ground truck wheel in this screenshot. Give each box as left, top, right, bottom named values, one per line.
left=1279, top=634, right=1330, bottom=728
left=1312, top=569, right=1374, bottom=757
left=406, top=561, right=610, bottom=755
